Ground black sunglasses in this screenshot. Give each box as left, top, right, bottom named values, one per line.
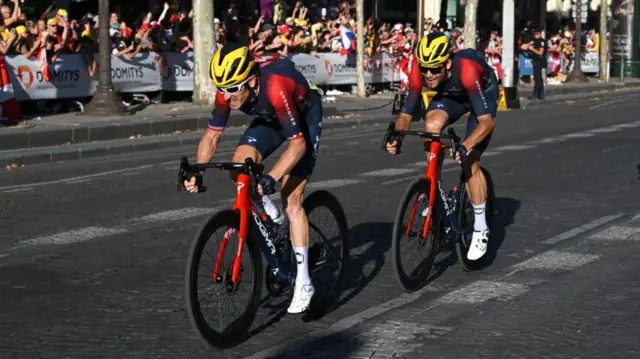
left=420, top=65, right=445, bottom=75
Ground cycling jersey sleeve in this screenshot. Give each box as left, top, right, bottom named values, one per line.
left=400, top=57, right=424, bottom=116
left=459, top=58, right=491, bottom=117
left=265, top=74, right=304, bottom=140
left=207, top=91, right=231, bottom=132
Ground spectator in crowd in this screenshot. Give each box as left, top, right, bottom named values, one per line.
left=526, top=28, right=546, bottom=100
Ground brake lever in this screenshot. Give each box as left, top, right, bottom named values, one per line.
left=177, top=157, right=189, bottom=192
left=381, top=121, right=396, bottom=150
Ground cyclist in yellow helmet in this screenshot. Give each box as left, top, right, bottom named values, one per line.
left=385, top=32, right=499, bottom=261
left=184, top=42, right=323, bottom=314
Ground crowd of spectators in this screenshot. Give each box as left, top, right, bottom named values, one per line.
left=0, top=0, right=602, bottom=85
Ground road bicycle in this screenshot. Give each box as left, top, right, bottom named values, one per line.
left=382, top=122, right=496, bottom=291
left=177, top=157, right=349, bottom=348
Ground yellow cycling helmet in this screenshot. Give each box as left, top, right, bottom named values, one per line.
left=209, top=42, right=257, bottom=88
left=415, top=32, right=452, bottom=68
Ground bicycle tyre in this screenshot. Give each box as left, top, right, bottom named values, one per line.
left=185, top=209, right=263, bottom=349
left=455, top=167, right=496, bottom=271
left=303, top=190, right=350, bottom=316
left=392, top=178, right=442, bottom=292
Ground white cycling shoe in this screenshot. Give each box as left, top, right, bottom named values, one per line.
left=467, top=230, right=489, bottom=260
left=287, top=282, right=315, bottom=314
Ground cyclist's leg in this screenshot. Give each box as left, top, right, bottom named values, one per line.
left=283, top=90, right=323, bottom=313
left=230, top=118, right=285, bottom=181
left=232, top=118, right=286, bottom=221
left=464, top=86, right=498, bottom=260
left=424, top=95, right=467, bottom=165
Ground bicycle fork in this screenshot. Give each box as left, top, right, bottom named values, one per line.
left=422, top=141, right=444, bottom=239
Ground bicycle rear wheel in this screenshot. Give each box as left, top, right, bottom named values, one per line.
left=303, top=190, right=350, bottom=316
left=455, top=167, right=496, bottom=271
left=392, top=178, right=442, bottom=292
left=185, top=209, right=263, bottom=349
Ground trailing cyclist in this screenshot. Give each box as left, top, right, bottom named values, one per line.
left=385, top=32, right=497, bottom=261
left=183, top=42, right=323, bottom=314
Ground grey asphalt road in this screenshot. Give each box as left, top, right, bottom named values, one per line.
left=0, top=95, right=639, bottom=359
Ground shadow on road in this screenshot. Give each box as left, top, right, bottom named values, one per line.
left=484, top=197, right=521, bottom=266
left=245, top=222, right=393, bottom=339
left=254, top=330, right=367, bottom=359
left=304, top=221, right=393, bottom=321
left=417, top=196, right=522, bottom=288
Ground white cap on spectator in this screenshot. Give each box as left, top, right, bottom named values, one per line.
left=214, top=18, right=220, bottom=24
left=393, top=23, right=404, bottom=32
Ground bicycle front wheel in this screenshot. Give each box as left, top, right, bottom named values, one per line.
left=303, top=190, right=350, bottom=316
left=184, top=209, right=263, bottom=349
left=392, top=178, right=442, bottom=292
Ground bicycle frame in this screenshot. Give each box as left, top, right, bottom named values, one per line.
left=176, top=157, right=294, bottom=285
left=384, top=123, right=473, bottom=243
left=419, top=141, right=473, bottom=240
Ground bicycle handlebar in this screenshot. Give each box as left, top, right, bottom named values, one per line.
left=176, top=157, right=265, bottom=194
left=382, top=121, right=468, bottom=163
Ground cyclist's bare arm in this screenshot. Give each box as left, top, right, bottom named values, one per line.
left=462, top=114, right=494, bottom=151
left=196, top=129, right=223, bottom=164
left=197, top=92, right=231, bottom=164
left=394, top=112, right=412, bottom=132
left=270, top=138, right=306, bottom=181
left=395, top=58, right=423, bottom=132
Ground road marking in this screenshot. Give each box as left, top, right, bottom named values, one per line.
left=588, top=127, right=620, bottom=133
left=4, top=187, right=32, bottom=193
left=0, top=165, right=154, bottom=191
left=588, top=226, right=640, bottom=240
left=612, top=122, right=640, bottom=128
left=121, top=171, right=144, bottom=176
left=128, top=207, right=215, bottom=224
left=543, top=213, right=625, bottom=244
left=481, top=151, right=501, bottom=157
left=434, top=281, right=529, bottom=304
left=494, top=144, right=536, bottom=151
left=510, top=250, right=600, bottom=271
left=21, top=227, right=128, bottom=246
left=588, top=98, right=625, bottom=110
left=360, top=168, right=416, bottom=177
left=65, top=179, right=92, bottom=184
left=306, top=179, right=363, bottom=190
left=561, top=132, right=595, bottom=138
left=407, top=159, right=456, bottom=167
left=536, top=137, right=568, bottom=144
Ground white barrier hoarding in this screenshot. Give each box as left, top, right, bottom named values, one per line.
left=109, top=52, right=161, bottom=92
left=7, top=54, right=96, bottom=100
left=4, top=52, right=404, bottom=99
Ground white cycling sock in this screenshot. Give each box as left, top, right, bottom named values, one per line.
left=262, top=195, right=281, bottom=220
left=294, top=246, right=311, bottom=288
left=472, top=201, right=488, bottom=232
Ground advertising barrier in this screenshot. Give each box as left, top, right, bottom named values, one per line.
left=3, top=52, right=404, bottom=100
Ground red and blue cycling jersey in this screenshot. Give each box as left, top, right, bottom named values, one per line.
left=401, top=48, right=498, bottom=117
left=208, top=58, right=314, bottom=141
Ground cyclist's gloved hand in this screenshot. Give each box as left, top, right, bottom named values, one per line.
left=184, top=171, right=203, bottom=193
left=455, top=144, right=469, bottom=164
left=386, top=136, right=403, bottom=155
left=258, top=175, right=277, bottom=196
